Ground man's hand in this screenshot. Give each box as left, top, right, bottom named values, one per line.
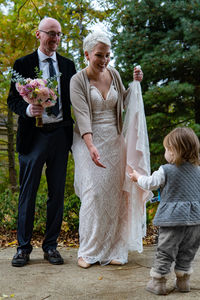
left=29, top=104, right=44, bottom=117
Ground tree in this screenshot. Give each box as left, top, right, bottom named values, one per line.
left=0, top=0, right=108, bottom=189
left=103, top=0, right=200, bottom=168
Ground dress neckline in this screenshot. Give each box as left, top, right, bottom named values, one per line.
left=90, top=82, right=113, bottom=101
left=84, top=67, right=114, bottom=101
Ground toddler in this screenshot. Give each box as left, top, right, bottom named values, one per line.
left=130, top=127, right=200, bottom=295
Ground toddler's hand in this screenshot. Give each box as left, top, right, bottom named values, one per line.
left=129, top=170, right=141, bottom=182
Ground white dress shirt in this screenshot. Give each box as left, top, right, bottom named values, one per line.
left=26, top=48, right=63, bottom=123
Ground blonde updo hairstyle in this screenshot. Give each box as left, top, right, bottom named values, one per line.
left=83, top=31, right=111, bottom=64
left=163, top=127, right=200, bottom=166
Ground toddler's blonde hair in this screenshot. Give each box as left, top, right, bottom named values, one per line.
left=163, top=127, right=200, bottom=166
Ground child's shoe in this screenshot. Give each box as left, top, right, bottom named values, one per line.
left=146, top=269, right=167, bottom=295
left=175, top=270, right=192, bottom=292
left=146, top=277, right=167, bottom=295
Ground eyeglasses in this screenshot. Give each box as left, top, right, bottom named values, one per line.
left=39, top=30, right=64, bottom=38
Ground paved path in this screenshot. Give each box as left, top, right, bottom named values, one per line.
left=0, top=246, right=200, bottom=299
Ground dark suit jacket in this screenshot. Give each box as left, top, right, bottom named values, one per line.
left=7, top=51, right=76, bottom=154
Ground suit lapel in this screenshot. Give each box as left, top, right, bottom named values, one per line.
left=56, top=53, right=67, bottom=104
left=17, top=51, right=39, bottom=79
left=57, top=53, right=67, bottom=85
left=32, top=51, right=40, bottom=78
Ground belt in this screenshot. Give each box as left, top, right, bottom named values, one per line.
left=38, top=120, right=72, bottom=132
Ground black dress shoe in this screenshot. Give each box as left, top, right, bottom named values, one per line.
left=12, top=249, right=30, bottom=267
left=44, top=249, right=64, bottom=265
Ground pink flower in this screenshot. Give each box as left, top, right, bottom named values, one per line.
left=42, top=99, right=55, bottom=108
left=29, top=79, right=46, bottom=89
left=16, top=83, right=24, bottom=93
left=49, top=89, right=57, bottom=101
left=36, top=87, right=50, bottom=101
left=15, top=76, right=58, bottom=108
left=23, top=95, right=34, bottom=104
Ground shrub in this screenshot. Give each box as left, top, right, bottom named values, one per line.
left=146, top=201, right=158, bottom=225
left=63, top=193, right=81, bottom=232
left=0, top=189, right=18, bottom=229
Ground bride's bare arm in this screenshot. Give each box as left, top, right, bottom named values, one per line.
left=83, top=133, right=106, bottom=168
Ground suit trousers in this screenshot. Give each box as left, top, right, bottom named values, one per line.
left=152, top=225, right=200, bottom=276
left=17, top=126, right=70, bottom=253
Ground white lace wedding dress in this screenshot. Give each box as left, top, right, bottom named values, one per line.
left=72, top=83, right=129, bottom=265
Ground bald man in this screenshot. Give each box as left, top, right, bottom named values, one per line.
left=7, top=17, right=76, bottom=267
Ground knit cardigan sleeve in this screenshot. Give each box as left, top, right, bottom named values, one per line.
left=70, top=70, right=92, bottom=137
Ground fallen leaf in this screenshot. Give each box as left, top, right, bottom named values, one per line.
left=7, top=240, right=17, bottom=246
left=98, top=276, right=103, bottom=280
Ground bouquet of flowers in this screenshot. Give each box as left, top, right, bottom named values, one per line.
left=8, top=67, right=61, bottom=127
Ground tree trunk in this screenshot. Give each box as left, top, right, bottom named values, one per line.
left=7, top=109, right=18, bottom=192
left=194, top=86, right=200, bottom=124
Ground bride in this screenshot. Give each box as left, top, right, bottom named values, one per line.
left=70, top=31, right=143, bottom=268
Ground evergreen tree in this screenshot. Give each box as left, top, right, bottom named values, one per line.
left=107, top=0, right=200, bottom=168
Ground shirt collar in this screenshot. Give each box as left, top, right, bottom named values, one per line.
left=37, top=48, right=57, bottom=62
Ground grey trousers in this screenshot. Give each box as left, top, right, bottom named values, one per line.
left=152, top=225, right=200, bottom=276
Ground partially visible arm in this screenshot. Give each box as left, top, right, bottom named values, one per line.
left=123, top=67, right=143, bottom=109
left=70, top=74, right=106, bottom=168
left=133, top=67, right=143, bottom=82
left=70, top=74, right=92, bottom=136
left=130, top=166, right=165, bottom=191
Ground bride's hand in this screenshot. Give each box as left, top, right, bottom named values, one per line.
left=133, top=67, right=143, bottom=82
left=89, top=145, right=106, bottom=168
